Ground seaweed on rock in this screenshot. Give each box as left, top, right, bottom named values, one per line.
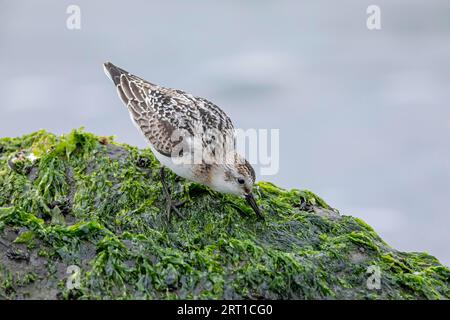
left=0, top=129, right=448, bottom=299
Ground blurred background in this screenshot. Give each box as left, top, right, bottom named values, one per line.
left=1, top=0, right=449, bottom=265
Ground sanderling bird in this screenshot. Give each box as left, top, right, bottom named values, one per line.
left=103, top=62, right=263, bottom=220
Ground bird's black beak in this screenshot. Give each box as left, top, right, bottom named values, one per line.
left=245, top=193, right=264, bottom=220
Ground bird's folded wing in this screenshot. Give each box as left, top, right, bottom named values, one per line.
left=116, top=73, right=235, bottom=159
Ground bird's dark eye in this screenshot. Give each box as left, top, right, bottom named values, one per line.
left=237, top=178, right=245, bottom=185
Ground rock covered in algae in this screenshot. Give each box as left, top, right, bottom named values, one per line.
left=0, top=129, right=449, bottom=300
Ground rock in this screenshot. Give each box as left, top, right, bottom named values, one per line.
left=0, top=129, right=449, bottom=300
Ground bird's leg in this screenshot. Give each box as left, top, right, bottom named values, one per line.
left=159, top=166, right=184, bottom=219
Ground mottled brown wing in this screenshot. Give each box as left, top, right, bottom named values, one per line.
left=105, top=63, right=235, bottom=158
left=117, top=75, right=190, bottom=157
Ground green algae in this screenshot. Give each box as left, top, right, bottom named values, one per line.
left=0, top=129, right=449, bottom=300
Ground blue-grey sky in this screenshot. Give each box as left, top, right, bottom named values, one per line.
left=1, top=0, right=449, bottom=265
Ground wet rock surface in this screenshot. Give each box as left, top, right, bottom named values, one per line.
left=0, top=129, right=449, bottom=300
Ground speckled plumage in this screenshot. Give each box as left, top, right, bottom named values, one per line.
left=104, top=63, right=234, bottom=159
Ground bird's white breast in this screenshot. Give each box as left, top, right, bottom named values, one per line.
left=149, top=145, right=200, bottom=183
left=127, top=111, right=198, bottom=182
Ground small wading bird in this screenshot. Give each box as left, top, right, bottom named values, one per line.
left=103, top=62, right=263, bottom=220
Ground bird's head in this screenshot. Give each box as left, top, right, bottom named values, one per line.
left=208, top=153, right=263, bottom=220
